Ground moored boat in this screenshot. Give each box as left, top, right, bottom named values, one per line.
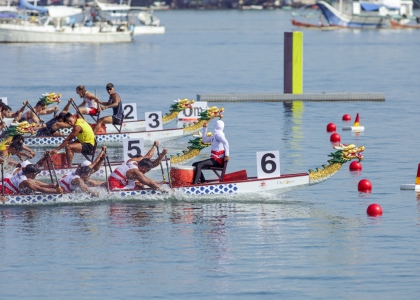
left=1, top=142, right=365, bottom=205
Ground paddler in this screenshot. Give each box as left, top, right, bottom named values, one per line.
left=21, top=100, right=58, bottom=125
left=75, top=85, right=101, bottom=116
left=0, top=135, right=36, bottom=166
left=49, top=112, right=96, bottom=166
left=192, top=120, right=230, bottom=184
left=108, top=141, right=168, bottom=192
left=58, top=166, right=99, bottom=197
left=0, top=164, right=62, bottom=195
left=34, top=98, right=74, bottom=137
left=92, top=83, right=123, bottom=134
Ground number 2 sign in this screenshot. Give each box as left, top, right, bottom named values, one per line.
left=123, top=103, right=137, bottom=121
left=123, top=138, right=145, bottom=162
left=256, top=151, right=280, bottom=179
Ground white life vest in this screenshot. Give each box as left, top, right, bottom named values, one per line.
left=5, top=171, right=28, bottom=193
left=84, top=93, right=98, bottom=109
left=109, top=161, right=138, bottom=187
left=59, top=171, right=80, bottom=193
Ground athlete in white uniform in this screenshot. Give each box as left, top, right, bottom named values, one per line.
left=59, top=166, right=99, bottom=196
left=192, top=120, right=230, bottom=184
left=76, top=85, right=101, bottom=115
left=1, top=164, right=61, bottom=195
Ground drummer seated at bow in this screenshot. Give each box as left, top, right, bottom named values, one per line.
left=192, top=120, right=230, bottom=184
left=35, top=98, right=74, bottom=137
left=58, top=165, right=99, bottom=197
left=108, top=142, right=168, bottom=192
left=49, top=112, right=96, bottom=166
left=92, top=83, right=123, bottom=134
left=21, top=100, right=59, bottom=125
left=0, top=164, right=62, bottom=195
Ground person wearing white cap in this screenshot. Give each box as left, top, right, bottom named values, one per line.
left=1, top=164, right=62, bottom=195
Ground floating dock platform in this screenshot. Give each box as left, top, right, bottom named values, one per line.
left=197, top=93, right=385, bottom=103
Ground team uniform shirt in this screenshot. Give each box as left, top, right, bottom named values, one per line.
left=201, top=120, right=230, bottom=165
left=83, top=93, right=98, bottom=115
left=59, top=171, right=80, bottom=193
left=1, top=171, right=29, bottom=195
left=108, top=161, right=138, bottom=190
left=75, top=118, right=95, bottom=146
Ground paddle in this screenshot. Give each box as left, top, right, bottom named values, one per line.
left=156, top=145, right=166, bottom=181
left=71, top=100, right=87, bottom=121
left=45, top=154, right=55, bottom=184
left=0, top=161, right=5, bottom=204
left=104, top=151, right=110, bottom=193
left=164, top=153, right=172, bottom=188
left=47, top=153, right=60, bottom=188
left=26, top=102, right=44, bottom=125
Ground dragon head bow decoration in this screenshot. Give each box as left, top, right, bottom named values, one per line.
left=309, top=143, right=365, bottom=185
left=39, top=92, right=61, bottom=106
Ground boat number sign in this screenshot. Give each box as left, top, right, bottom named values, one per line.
left=145, top=111, right=163, bottom=131
left=123, top=138, right=145, bottom=162
left=256, top=151, right=280, bottom=179
left=123, top=103, right=138, bottom=121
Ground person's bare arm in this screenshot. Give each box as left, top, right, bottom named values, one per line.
left=89, top=146, right=107, bottom=173
left=128, top=169, right=162, bottom=191
left=150, top=149, right=168, bottom=169
left=40, top=106, right=58, bottom=115
left=27, top=110, right=41, bottom=124
left=102, top=94, right=120, bottom=109
left=85, top=91, right=101, bottom=104
left=21, top=179, right=61, bottom=194
left=72, top=178, right=99, bottom=197
left=22, top=145, right=36, bottom=158
left=61, top=98, right=74, bottom=113
left=50, top=126, right=81, bottom=154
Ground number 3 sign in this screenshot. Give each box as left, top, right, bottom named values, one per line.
left=256, top=151, right=280, bottom=179
left=123, top=138, right=145, bottom=162
left=145, top=111, right=163, bottom=131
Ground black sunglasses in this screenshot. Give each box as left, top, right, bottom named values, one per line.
left=106, top=87, right=113, bottom=91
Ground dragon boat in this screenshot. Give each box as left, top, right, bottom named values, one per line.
left=58, top=98, right=195, bottom=134
left=36, top=137, right=210, bottom=180
left=3, top=106, right=224, bottom=148
left=1, top=143, right=365, bottom=205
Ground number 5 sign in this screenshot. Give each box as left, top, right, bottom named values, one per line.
left=256, top=151, right=280, bottom=179
left=145, top=111, right=163, bottom=131
left=123, top=138, right=145, bottom=162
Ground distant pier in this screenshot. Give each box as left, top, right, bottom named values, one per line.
left=197, top=92, right=385, bottom=103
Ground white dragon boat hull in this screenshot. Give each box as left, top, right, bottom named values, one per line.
left=60, top=120, right=147, bottom=135
left=38, top=160, right=172, bottom=180
left=25, top=128, right=187, bottom=147
left=2, top=173, right=310, bottom=205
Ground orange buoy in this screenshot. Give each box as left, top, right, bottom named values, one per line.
left=367, top=204, right=382, bottom=216
left=349, top=161, right=362, bottom=171
left=326, top=123, right=336, bottom=132
left=358, top=179, right=372, bottom=193
left=342, top=114, right=351, bottom=121
left=330, top=133, right=340, bottom=143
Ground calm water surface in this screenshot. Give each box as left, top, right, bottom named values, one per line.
left=1, top=9, right=420, bottom=299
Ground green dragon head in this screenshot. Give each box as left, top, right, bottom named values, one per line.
left=328, top=143, right=365, bottom=164
left=198, top=106, right=224, bottom=121
left=39, top=92, right=61, bottom=106
left=168, top=98, right=195, bottom=114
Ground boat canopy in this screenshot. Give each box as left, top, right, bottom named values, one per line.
left=18, top=0, right=48, bottom=13
left=47, top=6, right=82, bottom=18
left=360, top=0, right=401, bottom=11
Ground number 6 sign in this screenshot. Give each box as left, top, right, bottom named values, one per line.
left=123, top=138, right=145, bottom=162
left=256, top=151, right=280, bottom=179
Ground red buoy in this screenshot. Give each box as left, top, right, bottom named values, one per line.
left=349, top=161, right=362, bottom=171
left=330, top=133, right=341, bottom=143
left=342, top=114, right=351, bottom=121
left=358, top=179, right=372, bottom=193
left=367, top=204, right=382, bottom=216
left=326, top=123, right=336, bottom=132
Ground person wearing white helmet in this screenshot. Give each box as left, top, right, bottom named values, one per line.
left=192, top=120, right=230, bottom=184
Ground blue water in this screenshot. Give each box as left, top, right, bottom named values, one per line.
left=1, top=9, right=420, bottom=299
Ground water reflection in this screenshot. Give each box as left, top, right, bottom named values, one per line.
left=283, top=101, right=304, bottom=168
